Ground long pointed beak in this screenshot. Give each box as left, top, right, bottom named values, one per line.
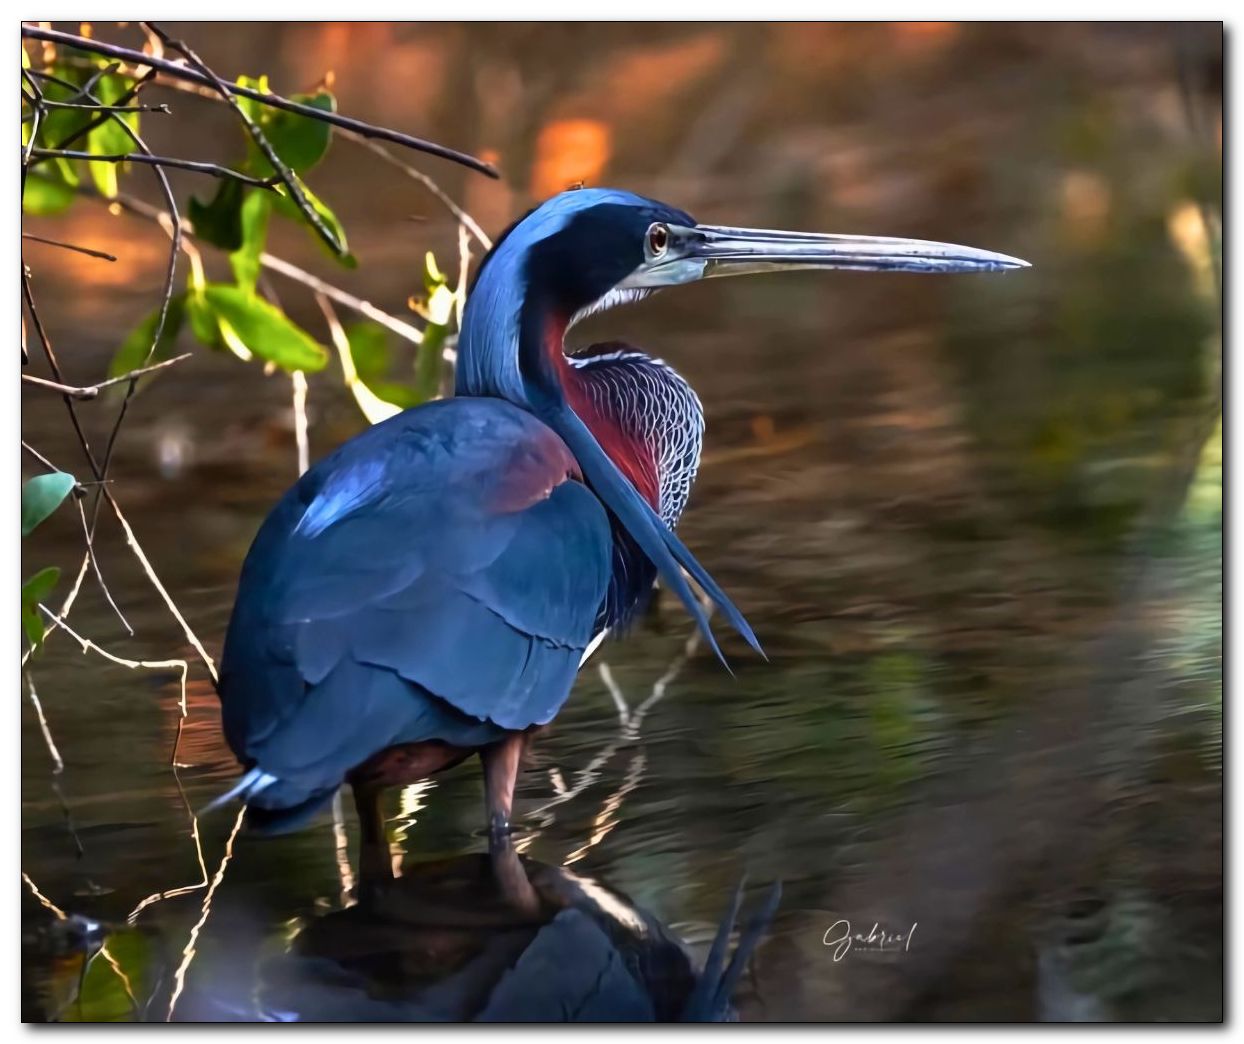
left=690, top=224, right=1030, bottom=276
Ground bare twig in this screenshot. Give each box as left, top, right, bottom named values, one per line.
left=517, top=595, right=713, bottom=860
left=455, top=221, right=473, bottom=332
left=25, top=64, right=157, bottom=158
left=21, top=68, right=44, bottom=170
left=22, top=23, right=499, bottom=178
left=28, top=146, right=281, bottom=188
left=21, top=231, right=117, bottom=262
left=36, top=97, right=169, bottom=114
left=73, top=495, right=133, bottom=636
left=24, top=669, right=64, bottom=774
left=105, top=495, right=218, bottom=686
left=21, top=353, right=191, bottom=400
left=127, top=773, right=210, bottom=925
left=38, top=603, right=189, bottom=729
left=265, top=250, right=426, bottom=347
left=166, top=807, right=246, bottom=1022
left=21, top=554, right=90, bottom=670
left=349, top=135, right=492, bottom=249
left=316, top=292, right=402, bottom=424
left=292, top=371, right=310, bottom=477
left=21, top=269, right=104, bottom=484
left=22, top=871, right=67, bottom=920
left=21, top=438, right=65, bottom=473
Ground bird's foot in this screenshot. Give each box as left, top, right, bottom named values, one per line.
left=488, top=820, right=539, bottom=917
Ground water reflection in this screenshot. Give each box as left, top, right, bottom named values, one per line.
left=27, top=851, right=778, bottom=1024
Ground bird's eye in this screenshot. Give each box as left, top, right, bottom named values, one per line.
left=647, top=223, right=670, bottom=257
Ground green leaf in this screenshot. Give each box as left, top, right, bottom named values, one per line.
left=21, top=472, right=76, bottom=536
left=200, top=284, right=329, bottom=372
left=344, top=321, right=389, bottom=382
left=412, top=251, right=452, bottom=400
left=58, top=928, right=155, bottom=1023
left=85, top=73, right=139, bottom=198
left=186, top=291, right=225, bottom=351
left=21, top=567, right=61, bottom=649
left=34, top=75, right=90, bottom=182
left=257, top=91, right=336, bottom=175
left=415, top=323, right=447, bottom=402
left=228, top=191, right=272, bottom=293
left=188, top=177, right=246, bottom=251
left=107, top=294, right=187, bottom=379
left=272, top=177, right=354, bottom=265
left=236, top=76, right=336, bottom=175
left=22, top=171, right=75, bottom=215
left=369, top=380, right=423, bottom=410
left=342, top=322, right=423, bottom=412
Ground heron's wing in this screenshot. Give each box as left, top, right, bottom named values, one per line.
left=219, top=400, right=611, bottom=799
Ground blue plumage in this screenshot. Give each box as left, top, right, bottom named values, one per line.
left=215, top=187, right=765, bottom=837
left=219, top=398, right=611, bottom=823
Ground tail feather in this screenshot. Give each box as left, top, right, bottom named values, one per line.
left=199, top=767, right=279, bottom=816
left=681, top=878, right=782, bottom=1022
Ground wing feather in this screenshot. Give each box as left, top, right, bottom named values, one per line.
left=218, top=399, right=611, bottom=808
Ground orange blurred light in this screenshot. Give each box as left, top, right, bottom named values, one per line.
left=1059, top=170, right=1111, bottom=245
left=531, top=119, right=612, bottom=200
left=893, top=22, right=958, bottom=53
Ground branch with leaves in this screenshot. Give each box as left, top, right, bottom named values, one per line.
left=20, top=22, right=495, bottom=811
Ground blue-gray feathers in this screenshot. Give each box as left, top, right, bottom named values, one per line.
left=218, top=399, right=611, bottom=823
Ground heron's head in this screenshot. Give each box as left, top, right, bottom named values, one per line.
left=459, top=187, right=1028, bottom=401
left=455, top=187, right=1029, bottom=666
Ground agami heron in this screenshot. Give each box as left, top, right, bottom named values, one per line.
left=213, top=188, right=1027, bottom=897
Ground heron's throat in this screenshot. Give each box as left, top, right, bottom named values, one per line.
left=544, top=321, right=660, bottom=513
left=457, top=284, right=661, bottom=514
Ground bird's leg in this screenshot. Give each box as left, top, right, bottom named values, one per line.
left=351, top=781, right=393, bottom=899
left=481, top=732, right=540, bottom=915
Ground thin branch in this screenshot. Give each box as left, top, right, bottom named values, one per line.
left=264, top=250, right=427, bottom=347
left=127, top=773, right=210, bottom=925
left=144, top=22, right=343, bottom=256
left=22, top=871, right=67, bottom=920
left=38, top=602, right=189, bottom=724
left=104, top=495, right=219, bottom=686
left=455, top=221, right=473, bottom=332
left=25, top=64, right=157, bottom=158
left=27, top=147, right=280, bottom=188
left=21, top=353, right=191, bottom=400
left=23, top=68, right=182, bottom=509
left=74, top=495, right=132, bottom=636
left=349, top=135, right=492, bottom=249
left=291, top=371, right=310, bottom=477
left=24, top=669, right=64, bottom=774
left=21, top=268, right=104, bottom=482
left=21, top=554, right=90, bottom=670
left=21, top=231, right=117, bottom=262
left=22, top=23, right=499, bottom=178
left=21, top=438, right=64, bottom=473
left=316, top=292, right=402, bottom=425
left=517, top=594, right=713, bottom=858
left=21, top=68, right=44, bottom=170
left=36, top=97, right=170, bottom=114
left=96, top=180, right=433, bottom=351
left=166, top=807, right=246, bottom=1022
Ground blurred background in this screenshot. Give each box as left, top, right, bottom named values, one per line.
left=21, top=22, right=1222, bottom=1021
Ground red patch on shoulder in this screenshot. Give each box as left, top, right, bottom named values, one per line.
left=489, top=423, right=580, bottom=514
